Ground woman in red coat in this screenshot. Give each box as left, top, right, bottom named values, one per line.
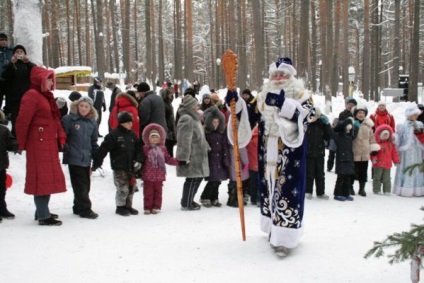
left=108, top=91, right=140, bottom=137
left=15, top=66, right=66, bottom=226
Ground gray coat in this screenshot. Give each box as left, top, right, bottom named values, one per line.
left=61, top=101, right=99, bottom=167
left=176, top=107, right=210, bottom=178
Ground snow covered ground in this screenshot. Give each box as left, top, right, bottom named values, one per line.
left=1, top=88, right=423, bottom=283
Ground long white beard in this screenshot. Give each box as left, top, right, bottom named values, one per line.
left=257, top=77, right=307, bottom=136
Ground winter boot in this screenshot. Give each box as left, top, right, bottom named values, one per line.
left=39, top=216, right=62, bottom=226
left=227, top=185, right=238, bottom=207
left=116, top=206, right=130, bottom=216
left=358, top=183, right=367, bottom=197
left=0, top=208, right=15, bottom=219
left=126, top=207, right=139, bottom=215
left=349, top=187, right=355, bottom=196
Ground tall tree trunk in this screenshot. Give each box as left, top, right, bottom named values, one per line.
left=237, top=0, right=247, bottom=90
left=158, top=0, right=165, bottom=84
left=42, top=1, right=51, bottom=67
left=298, top=1, right=310, bottom=81
left=122, top=0, right=130, bottom=80
left=311, top=0, right=318, bottom=93
left=75, top=0, right=83, bottom=66
left=174, top=0, right=182, bottom=84
left=66, top=0, right=73, bottom=65
left=341, top=0, right=349, bottom=98
left=392, top=0, right=400, bottom=88
left=362, top=0, right=370, bottom=100
left=50, top=0, right=61, bottom=67
left=92, top=0, right=106, bottom=78
left=185, top=0, right=193, bottom=83
left=145, top=0, right=152, bottom=84
left=252, top=0, right=265, bottom=90
left=408, top=0, right=420, bottom=102
left=85, top=1, right=91, bottom=67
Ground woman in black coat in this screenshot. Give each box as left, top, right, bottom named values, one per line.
left=331, top=117, right=358, bottom=201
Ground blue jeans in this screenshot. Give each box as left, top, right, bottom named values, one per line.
left=34, top=195, right=51, bottom=220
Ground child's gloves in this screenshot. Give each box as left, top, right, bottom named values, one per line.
left=225, top=90, right=238, bottom=105
left=265, top=89, right=285, bottom=109
left=133, top=161, right=142, bottom=172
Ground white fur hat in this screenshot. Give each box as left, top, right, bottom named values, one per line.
left=269, top=57, right=297, bottom=77
left=405, top=105, right=422, bottom=118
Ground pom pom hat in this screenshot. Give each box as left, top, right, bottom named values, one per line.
left=269, top=57, right=297, bottom=77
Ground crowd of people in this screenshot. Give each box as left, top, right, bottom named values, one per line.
left=0, top=34, right=423, bottom=258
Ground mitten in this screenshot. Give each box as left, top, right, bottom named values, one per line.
left=58, top=143, right=69, bottom=153
left=225, top=90, right=238, bottom=105
left=133, top=161, right=142, bottom=172
left=265, top=89, right=285, bottom=109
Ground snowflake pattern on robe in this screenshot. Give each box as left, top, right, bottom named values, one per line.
left=258, top=118, right=309, bottom=229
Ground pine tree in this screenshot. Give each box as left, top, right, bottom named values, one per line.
left=364, top=207, right=424, bottom=282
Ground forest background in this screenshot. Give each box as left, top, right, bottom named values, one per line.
left=0, top=0, right=422, bottom=108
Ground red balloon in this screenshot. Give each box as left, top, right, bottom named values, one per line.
left=6, top=173, right=12, bottom=189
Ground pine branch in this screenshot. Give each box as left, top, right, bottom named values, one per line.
left=404, top=162, right=424, bottom=176
left=364, top=207, right=424, bottom=265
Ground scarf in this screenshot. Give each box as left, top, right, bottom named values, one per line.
left=148, top=144, right=166, bottom=170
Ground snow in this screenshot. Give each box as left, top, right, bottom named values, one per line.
left=2, top=88, right=423, bottom=283
left=55, top=66, right=92, bottom=75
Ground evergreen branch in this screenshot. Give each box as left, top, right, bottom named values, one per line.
left=404, top=162, right=424, bottom=176
left=364, top=207, right=424, bottom=265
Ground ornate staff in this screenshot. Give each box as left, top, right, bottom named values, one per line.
left=221, top=49, right=246, bottom=241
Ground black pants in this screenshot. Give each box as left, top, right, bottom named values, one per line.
left=181, top=177, right=202, bottom=208
left=200, top=180, right=221, bottom=201
left=353, top=161, right=369, bottom=185
left=0, top=170, right=7, bottom=213
left=69, top=164, right=92, bottom=215
left=306, top=156, right=325, bottom=195
left=334, top=174, right=352, bottom=197
left=248, top=170, right=259, bottom=203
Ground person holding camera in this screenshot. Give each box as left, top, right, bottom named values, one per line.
left=1, top=45, right=35, bottom=137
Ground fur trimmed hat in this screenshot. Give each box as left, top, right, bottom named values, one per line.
left=379, top=129, right=390, bottom=140
left=117, top=111, right=133, bottom=123
left=141, top=123, right=166, bottom=145
left=405, top=105, right=422, bottom=118
left=269, top=57, right=297, bottom=77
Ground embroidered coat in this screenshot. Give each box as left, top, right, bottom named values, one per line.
left=393, top=120, right=424, bottom=197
